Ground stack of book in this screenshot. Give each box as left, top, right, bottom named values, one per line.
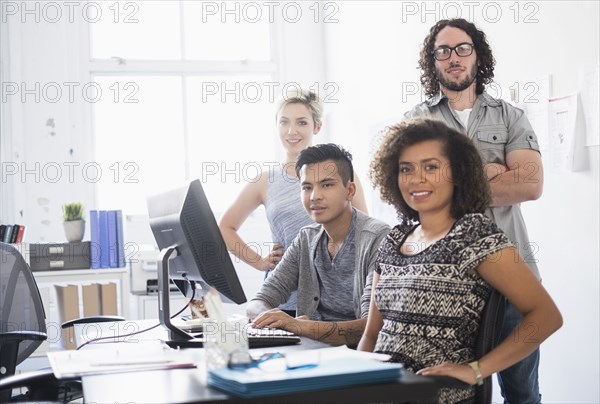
left=0, top=223, right=26, bottom=244
left=89, top=210, right=126, bottom=269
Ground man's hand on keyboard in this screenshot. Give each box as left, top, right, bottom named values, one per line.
left=251, top=309, right=367, bottom=345
left=250, top=308, right=305, bottom=336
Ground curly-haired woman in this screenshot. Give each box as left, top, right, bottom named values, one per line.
left=358, top=118, right=561, bottom=403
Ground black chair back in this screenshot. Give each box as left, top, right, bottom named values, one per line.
left=473, top=288, right=506, bottom=404
left=0, top=242, right=48, bottom=402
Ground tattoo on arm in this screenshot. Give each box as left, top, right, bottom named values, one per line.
left=318, top=322, right=339, bottom=341
left=340, top=326, right=364, bottom=345
left=317, top=323, right=363, bottom=345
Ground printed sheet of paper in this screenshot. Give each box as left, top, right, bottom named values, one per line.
left=548, top=94, right=587, bottom=172
left=578, top=64, right=600, bottom=146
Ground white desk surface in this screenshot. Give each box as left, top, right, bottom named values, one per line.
left=72, top=319, right=437, bottom=403
left=74, top=318, right=168, bottom=346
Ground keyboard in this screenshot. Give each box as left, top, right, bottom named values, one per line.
left=167, top=321, right=301, bottom=349
left=246, top=326, right=301, bottom=348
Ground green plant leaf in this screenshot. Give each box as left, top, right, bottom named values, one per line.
left=62, top=202, right=84, bottom=221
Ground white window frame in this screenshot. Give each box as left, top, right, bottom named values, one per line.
left=0, top=1, right=324, bottom=241
left=85, top=1, right=281, bottom=206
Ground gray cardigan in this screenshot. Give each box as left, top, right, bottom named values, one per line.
left=252, top=209, right=390, bottom=319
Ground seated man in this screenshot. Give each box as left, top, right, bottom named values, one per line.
left=247, top=143, right=390, bottom=346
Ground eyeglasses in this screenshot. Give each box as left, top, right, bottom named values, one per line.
left=432, top=43, right=474, bottom=61
left=227, top=350, right=319, bottom=372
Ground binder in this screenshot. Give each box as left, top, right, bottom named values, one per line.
left=3, top=224, right=13, bottom=243
left=9, top=225, right=20, bottom=243
left=89, top=210, right=101, bottom=269
left=15, top=225, right=25, bottom=243
left=0, top=225, right=6, bottom=241
left=115, top=210, right=126, bottom=268
left=208, top=357, right=403, bottom=398
left=107, top=211, right=118, bottom=268
left=99, top=211, right=109, bottom=268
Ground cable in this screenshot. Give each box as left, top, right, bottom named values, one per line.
left=76, top=283, right=195, bottom=350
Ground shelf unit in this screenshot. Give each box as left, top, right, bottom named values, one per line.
left=32, top=267, right=130, bottom=355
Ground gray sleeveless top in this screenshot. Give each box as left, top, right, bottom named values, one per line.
left=264, top=165, right=313, bottom=311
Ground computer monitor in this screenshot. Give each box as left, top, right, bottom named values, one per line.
left=147, top=179, right=247, bottom=342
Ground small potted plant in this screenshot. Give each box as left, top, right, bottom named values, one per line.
left=62, top=202, right=85, bottom=243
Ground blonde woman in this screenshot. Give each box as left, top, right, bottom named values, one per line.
left=219, top=88, right=368, bottom=313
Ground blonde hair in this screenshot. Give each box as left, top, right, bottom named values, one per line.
left=275, top=87, right=323, bottom=126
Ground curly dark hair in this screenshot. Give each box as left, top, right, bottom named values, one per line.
left=419, top=18, right=495, bottom=97
left=370, top=118, right=490, bottom=224
left=295, top=143, right=354, bottom=185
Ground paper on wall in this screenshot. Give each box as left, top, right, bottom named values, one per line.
left=578, top=63, right=600, bottom=146
left=548, top=94, right=588, bottom=172
left=517, top=75, right=551, bottom=151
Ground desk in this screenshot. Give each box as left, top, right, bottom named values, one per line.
left=75, top=320, right=439, bottom=403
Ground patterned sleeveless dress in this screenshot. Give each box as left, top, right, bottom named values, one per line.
left=374, top=213, right=512, bottom=403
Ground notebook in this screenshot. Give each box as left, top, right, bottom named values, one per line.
left=208, top=357, right=404, bottom=398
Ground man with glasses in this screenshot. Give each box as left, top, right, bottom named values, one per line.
left=404, top=18, right=544, bottom=404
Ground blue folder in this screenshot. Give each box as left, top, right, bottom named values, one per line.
left=98, top=210, right=109, bottom=268
left=115, top=210, right=126, bottom=268
left=107, top=210, right=118, bottom=268
left=89, top=210, right=100, bottom=269
left=208, top=358, right=403, bottom=398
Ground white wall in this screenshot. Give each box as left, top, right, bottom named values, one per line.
left=323, top=2, right=599, bottom=402
left=1, top=10, right=93, bottom=241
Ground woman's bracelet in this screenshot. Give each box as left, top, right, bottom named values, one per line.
left=467, top=361, right=484, bottom=386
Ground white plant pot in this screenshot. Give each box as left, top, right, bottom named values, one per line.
left=63, top=219, right=85, bottom=243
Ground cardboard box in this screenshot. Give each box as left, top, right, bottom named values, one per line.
left=100, top=283, right=118, bottom=316
left=82, top=284, right=101, bottom=317
left=55, top=285, right=79, bottom=349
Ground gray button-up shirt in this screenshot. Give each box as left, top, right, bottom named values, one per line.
left=404, top=91, right=541, bottom=278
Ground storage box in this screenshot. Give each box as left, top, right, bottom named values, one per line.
left=100, top=283, right=118, bottom=316
left=82, top=284, right=101, bottom=317
left=29, top=242, right=91, bottom=271
left=55, top=284, right=80, bottom=350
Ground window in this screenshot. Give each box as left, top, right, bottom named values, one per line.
left=90, top=1, right=277, bottom=214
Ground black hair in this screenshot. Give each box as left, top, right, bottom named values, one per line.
left=295, top=143, right=354, bottom=184
left=370, top=118, right=490, bottom=224
left=419, top=18, right=495, bottom=97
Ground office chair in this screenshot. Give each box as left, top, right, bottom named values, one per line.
left=0, top=242, right=124, bottom=402
left=0, top=242, right=51, bottom=402
left=431, top=287, right=506, bottom=404
left=473, top=287, right=506, bottom=404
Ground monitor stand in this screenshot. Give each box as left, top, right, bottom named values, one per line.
left=157, top=246, right=203, bottom=348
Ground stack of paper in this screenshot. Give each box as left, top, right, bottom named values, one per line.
left=48, top=343, right=196, bottom=378
left=208, top=357, right=403, bottom=398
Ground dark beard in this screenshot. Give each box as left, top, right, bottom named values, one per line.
left=436, top=64, right=477, bottom=92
